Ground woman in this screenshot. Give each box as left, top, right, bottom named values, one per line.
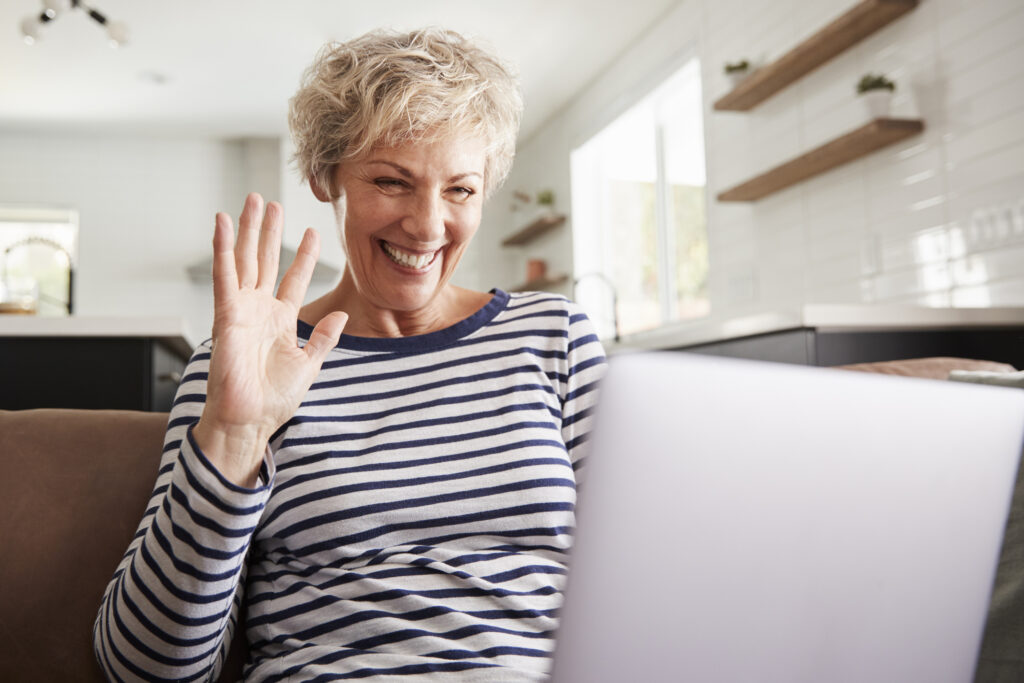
left=95, top=28, right=605, bottom=681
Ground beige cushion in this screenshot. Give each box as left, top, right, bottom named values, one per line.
left=836, top=356, right=1016, bottom=380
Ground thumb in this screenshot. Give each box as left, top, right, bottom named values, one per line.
left=303, top=311, right=348, bottom=366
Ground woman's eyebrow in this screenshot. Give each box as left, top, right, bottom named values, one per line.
left=367, top=160, right=413, bottom=177
left=366, top=160, right=481, bottom=183
left=449, top=172, right=483, bottom=184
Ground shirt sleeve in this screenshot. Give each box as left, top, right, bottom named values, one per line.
left=93, top=341, right=275, bottom=682
left=560, top=301, right=607, bottom=478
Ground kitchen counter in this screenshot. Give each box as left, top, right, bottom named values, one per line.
left=0, top=315, right=196, bottom=411
left=608, top=305, right=1024, bottom=352
left=607, top=305, right=1024, bottom=369
left=0, top=315, right=195, bottom=359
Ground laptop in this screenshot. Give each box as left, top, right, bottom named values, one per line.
left=552, top=352, right=1024, bottom=683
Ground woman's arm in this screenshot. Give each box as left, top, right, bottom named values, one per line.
left=93, top=348, right=273, bottom=682
left=93, top=194, right=346, bottom=681
left=560, top=302, right=607, bottom=475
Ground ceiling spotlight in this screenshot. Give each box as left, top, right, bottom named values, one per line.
left=106, top=20, right=128, bottom=47
left=20, top=15, right=44, bottom=44
left=20, top=0, right=128, bottom=47
left=41, top=0, right=71, bottom=18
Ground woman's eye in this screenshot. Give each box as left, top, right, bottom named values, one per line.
left=374, top=178, right=406, bottom=189
left=449, top=187, right=475, bottom=198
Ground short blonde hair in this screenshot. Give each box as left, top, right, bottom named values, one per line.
left=289, top=28, right=523, bottom=200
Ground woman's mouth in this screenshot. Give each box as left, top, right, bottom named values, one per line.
left=380, top=240, right=441, bottom=270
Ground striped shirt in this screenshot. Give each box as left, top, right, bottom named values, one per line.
left=94, top=289, right=607, bottom=682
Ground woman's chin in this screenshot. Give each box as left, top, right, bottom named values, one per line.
left=372, top=277, right=447, bottom=313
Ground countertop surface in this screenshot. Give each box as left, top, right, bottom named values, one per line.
left=4, top=306, right=1024, bottom=359
left=608, top=305, right=1024, bottom=352
left=0, top=315, right=196, bottom=358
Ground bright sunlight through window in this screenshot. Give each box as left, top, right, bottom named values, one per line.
left=571, top=57, right=708, bottom=340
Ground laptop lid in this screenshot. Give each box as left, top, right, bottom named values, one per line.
left=552, top=352, right=1024, bottom=683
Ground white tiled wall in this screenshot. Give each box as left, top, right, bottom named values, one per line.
left=481, top=0, right=1024, bottom=335
left=704, top=0, right=1024, bottom=313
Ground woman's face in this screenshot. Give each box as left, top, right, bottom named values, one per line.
left=331, top=136, right=487, bottom=315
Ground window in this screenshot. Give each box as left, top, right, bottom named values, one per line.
left=0, top=206, right=78, bottom=316
left=571, top=56, right=709, bottom=340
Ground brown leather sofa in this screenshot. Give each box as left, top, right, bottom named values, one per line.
left=0, top=357, right=1019, bottom=682
left=0, top=409, right=245, bottom=683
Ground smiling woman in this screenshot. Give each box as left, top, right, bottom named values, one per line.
left=93, top=27, right=606, bottom=682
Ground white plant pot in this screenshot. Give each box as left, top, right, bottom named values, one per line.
left=861, top=90, right=893, bottom=119
left=726, top=71, right=750, bottom=89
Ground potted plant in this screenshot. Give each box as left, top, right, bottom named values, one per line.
left=536, top=189, right=556, bottom=217
left=857, top=73, right=895, bottom=119
left=724, top=59, right=751, bottom=88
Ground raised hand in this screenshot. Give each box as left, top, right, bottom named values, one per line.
left=193, top=193, right=347, bottom=487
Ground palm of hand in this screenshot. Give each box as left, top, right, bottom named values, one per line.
left=195, top=194, right=347, bottom=483
left=207, top=290, right=316, bottom=438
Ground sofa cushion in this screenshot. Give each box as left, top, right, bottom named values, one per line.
left=0, top=409, right=244, bottom=682
left=0, top=409, right=168, bottom=681
left=836, top=356, right=1016, bottom=380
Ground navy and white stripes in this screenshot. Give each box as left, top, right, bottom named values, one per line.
left=94, top=289, right=606, bottom=681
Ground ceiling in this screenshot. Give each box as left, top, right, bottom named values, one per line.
left=2, top=0, right=682, bottom=142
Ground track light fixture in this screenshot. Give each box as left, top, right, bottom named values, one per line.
left=21, top=0, right=128, bottom=47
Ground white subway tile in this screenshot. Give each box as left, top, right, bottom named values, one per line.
left=942, top=69, right=1024, bottom=133
left=944, top=41, right=1024, bottom=107
left=688, top=0, right=1022, bottom=323
left=937, top=0, right=1024, bottom=51
left=873, top=262, right=952, bottom=299
left=876, top=290, right=953, bottom=307
left=806, top=252, right=863, bottom=287
left=946, top=139, right=1024, bottom=198
left=879, top=226, right=950, bottom=271
left=944, top=171, right=1024, bottom=226
left=806, top=220, right=868, bottom=263
left=805, top=279, right=871, bottom=305
left=866, top=174, right=946, bottom=224
left=793, top=0, right=863, bottom=42
left=801, top=162, right=868, bottom=215
left=940, top=7, right=1024, bottom=79
left=866, top=146, right=942, bottom=192
left=944, top=106, right=1024, bottom=167
left=952, top=277, right=1024, bottom=307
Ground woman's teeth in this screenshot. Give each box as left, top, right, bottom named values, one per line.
left=382, top=241, right=436, bottom=269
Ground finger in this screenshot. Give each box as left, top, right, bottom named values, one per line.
left=303, top=311, right=348, bottom=366
left=212, top=212, right=238, bottom=305
left=235, top=193, right=264, bottom=288
left=256, top=201, right=283, bottom=292
left=276, top=228, right=320, bottom=308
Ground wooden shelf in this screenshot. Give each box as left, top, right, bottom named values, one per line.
left=717, top=117, right=924, bottom=202
left=714, top=0, right=917, bottom=112
left=501, top=213, right=566, bottom=247
left=510, top=274, right=569, bottom=292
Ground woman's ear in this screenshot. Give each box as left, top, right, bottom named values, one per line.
left=310, top=176, right=331, bottom=203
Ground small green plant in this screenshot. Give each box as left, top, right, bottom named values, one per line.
left=856, top=73, right=895, bottom=94
left=536, top=189, right=555, bottom=207
left=724, top=59, right=750, bottom=74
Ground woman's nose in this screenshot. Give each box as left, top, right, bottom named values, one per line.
left=401, top=194, right=446, bottom=244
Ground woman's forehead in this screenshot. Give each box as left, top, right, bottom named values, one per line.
left=351, top=136, right=488, bottom=175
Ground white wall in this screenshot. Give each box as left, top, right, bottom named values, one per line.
left=479, top=0, right=1024, bottom=342
left=0, top=132, right=354, bottom=347
left=0, top=132, right=244, bottom=345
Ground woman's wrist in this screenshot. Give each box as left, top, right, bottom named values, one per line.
left=192, top=417, right=270, bottom=489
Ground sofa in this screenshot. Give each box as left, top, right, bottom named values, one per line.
left=0, top=409, right=247, bottom=682
left=0, top=357, right=1020, bottom=682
